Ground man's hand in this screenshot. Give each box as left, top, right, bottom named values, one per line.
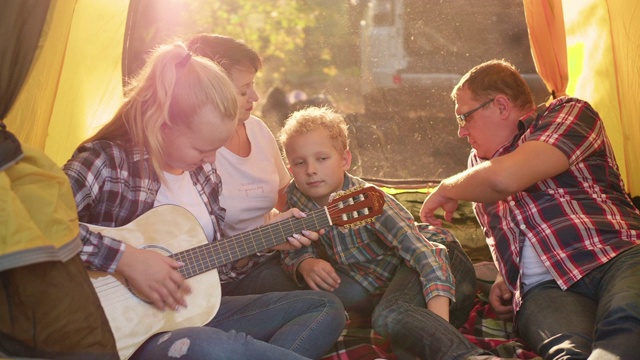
left=269, top=208, right=323, bottom=251
left=298, top=258, right=341, bottom=291
left=419, top=189, right=460, bottom=226
left=488, top=274, right=513, bottom=321
left=116, top=245, right=191, bottom=311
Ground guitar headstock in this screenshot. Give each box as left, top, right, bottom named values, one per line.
left=327, top=185, right=385, bottom=229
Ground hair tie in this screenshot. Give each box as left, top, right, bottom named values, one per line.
left=176, top=52, right=192, bottom=68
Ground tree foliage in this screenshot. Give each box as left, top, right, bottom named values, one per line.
left=183, top=0, right=314, bottom=62
left=126, top=0, right=359, bottom=94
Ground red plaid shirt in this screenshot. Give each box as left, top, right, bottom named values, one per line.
left=471, top=97, right=640, bottom=312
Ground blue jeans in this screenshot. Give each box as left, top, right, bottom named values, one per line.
left=337, top=240, right=485, bottom=359
left=516, top=244, right=640, bottom=360
left=331, top=240, right=477, bottom=326
left=131, top=290, right=346, bottom=360
left=372, top=263, right=485, bottom=360
left=221, top=254, right=300, bottom=296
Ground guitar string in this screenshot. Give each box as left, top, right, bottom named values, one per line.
left=175, top=192, right=372, bottom=278
left=175, top=209, right=323, bottom=275
left=178, top=207, right=333, bottom=277
left=93, top=277, right=139, bottom=307
left=176, top=214, right=331, bottom=278
left=177, top=193, right=370, bottom=275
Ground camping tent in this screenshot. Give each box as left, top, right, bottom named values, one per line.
left=3, top=0, right=639, bottom=198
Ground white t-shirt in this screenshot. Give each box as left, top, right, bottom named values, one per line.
left=520, top=237, right=553, bottom=293
left=154, top=171, right=215, bottom=242
left=216, top=116, right=291, bottom=236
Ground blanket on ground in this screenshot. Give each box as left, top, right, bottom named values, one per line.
left=321, top=298, right=542, bottom=360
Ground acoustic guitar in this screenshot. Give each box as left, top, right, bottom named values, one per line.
left=86, top=185, right=384, bottom=359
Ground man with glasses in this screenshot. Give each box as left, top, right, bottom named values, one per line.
left=454, top=97, right=494, bottom=128
left=420, top=59, right=640, bottom=359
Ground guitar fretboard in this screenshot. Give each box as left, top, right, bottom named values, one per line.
left=171, top=207, right=331, bottom=279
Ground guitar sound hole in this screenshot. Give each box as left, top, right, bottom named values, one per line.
left=125, top=244, right=174, bottom=305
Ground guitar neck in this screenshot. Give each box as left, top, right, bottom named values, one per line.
left=172, top=207, right=331, bottom=279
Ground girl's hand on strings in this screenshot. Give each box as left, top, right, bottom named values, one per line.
left=269, top=208, right=322, bottom=251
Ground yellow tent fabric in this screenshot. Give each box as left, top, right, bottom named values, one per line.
left=0, top=145, right=82, bottom=270
left=6, top=0, right=639, bottom=197
left=521, top=0, right=638, bottom=197
left=563, top=0, right=640, bottom=197
left=524, top=0, right=569, bottom=100
left=6, top=0, right=128, bottom=165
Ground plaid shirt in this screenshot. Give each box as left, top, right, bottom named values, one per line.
left=63, top=140, right=263, bottom=282
left=472, top=97, right=640, bottom=312
left=282, top=173, right=455, bottom=304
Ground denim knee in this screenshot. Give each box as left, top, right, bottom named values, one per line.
left=371, top=297, right=404, bottom=339
left=444, top=241, right=477, bottom=328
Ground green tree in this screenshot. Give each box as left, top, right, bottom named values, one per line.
left=126, top=0, right=359, bottom=91
left=183, top=0, right=315, bottom=87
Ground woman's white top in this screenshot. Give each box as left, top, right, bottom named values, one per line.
left=215, top=116, right=291, bottom=236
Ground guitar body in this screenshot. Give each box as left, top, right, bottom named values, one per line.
left=87, top=206, right=221, bottom=360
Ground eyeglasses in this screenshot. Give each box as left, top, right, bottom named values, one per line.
left=455, top=98, right=495, bottom=127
